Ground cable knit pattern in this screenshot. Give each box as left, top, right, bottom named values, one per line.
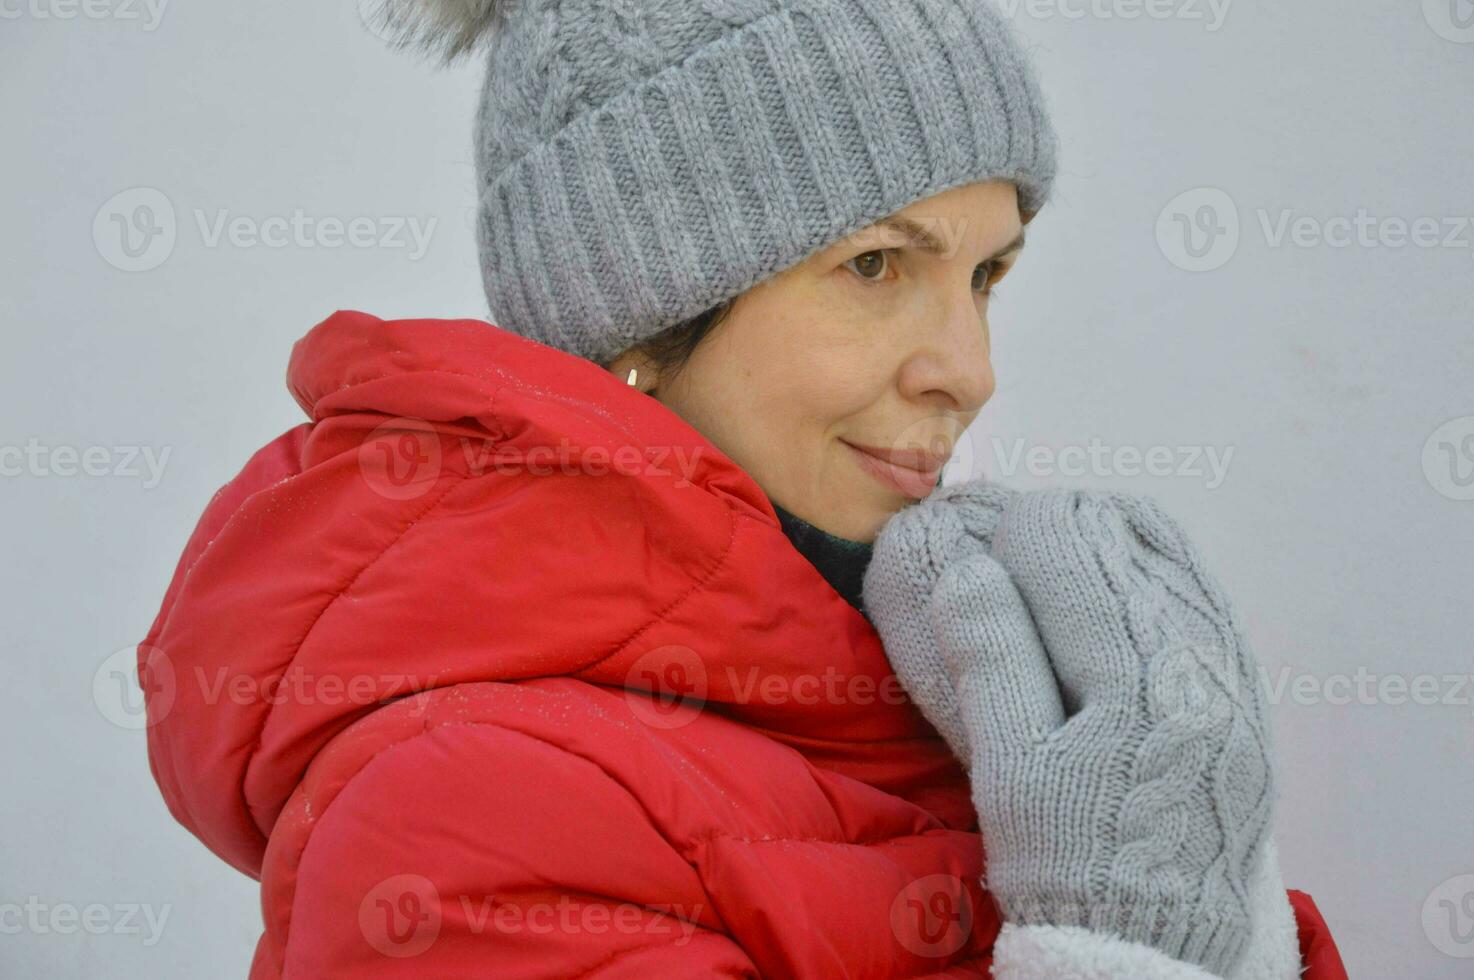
left=427, top=0, right=1061, bottom=364
left=862, top=480, right=1277, bottom=978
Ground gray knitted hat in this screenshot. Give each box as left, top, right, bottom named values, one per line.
left=379, top=0, right=1058, bottom=366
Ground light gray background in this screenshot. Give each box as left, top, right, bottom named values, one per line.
left=3, top=1, right=1470, bottom=976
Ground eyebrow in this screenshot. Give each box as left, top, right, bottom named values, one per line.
left=873, top=216, right=1027, bottom=262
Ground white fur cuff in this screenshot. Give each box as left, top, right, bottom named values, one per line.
left=990, top=839, right=1304, bottom=980
left=991, top=922, right=1221, bottom=980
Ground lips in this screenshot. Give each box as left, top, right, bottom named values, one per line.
left=841, top=440, right=948, bottom=499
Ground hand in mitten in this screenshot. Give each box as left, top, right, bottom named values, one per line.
left=863, top=481, right=1276, bottom=978
left=858, top=477, right=1052, bottom=765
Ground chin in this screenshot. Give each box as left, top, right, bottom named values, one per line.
left=834, top=499, right=894, bottom=543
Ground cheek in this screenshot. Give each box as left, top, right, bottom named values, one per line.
left=776, top=286, right=902, bottom=418
left=696, top=277, right=899, bottom=458
left=799, top=355, right=889, bottom=428
left=722, top=291, right=864, bottom=418
left=659, top=308, right=823, bottom=475
left=745, top=315, right=890, bottom=441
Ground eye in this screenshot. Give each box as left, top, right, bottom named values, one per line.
left=843, top=249, right=895, bottom=283
left=972, top=260, right=1004, bottom=296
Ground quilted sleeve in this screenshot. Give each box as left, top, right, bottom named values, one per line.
left=251, top=690, right=758, bottom=979
left=1288, top=889, right=1349, bottom=980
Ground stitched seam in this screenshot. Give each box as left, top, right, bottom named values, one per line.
left=313, top=363, right=645, bottom=450
left=572, top=505, right=741, bottom=676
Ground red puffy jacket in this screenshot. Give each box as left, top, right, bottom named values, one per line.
left=140, top=310, right=1347, bottom=978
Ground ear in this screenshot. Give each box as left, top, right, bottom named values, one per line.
left=606, top=348, right=662, bottom=396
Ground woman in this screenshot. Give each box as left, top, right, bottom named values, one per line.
left=140, top=0, right=1347, bottom=975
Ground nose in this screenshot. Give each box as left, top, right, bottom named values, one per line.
left=895, top=290, right=997, bottom=416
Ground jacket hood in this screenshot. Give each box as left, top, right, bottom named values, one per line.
left=139, top=310, right=966, bottom=877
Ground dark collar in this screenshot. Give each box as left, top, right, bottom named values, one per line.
left=769, top=501, right=875, bottom=621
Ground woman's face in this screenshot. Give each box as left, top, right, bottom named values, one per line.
left=611, top=179, right=1027, bottom=542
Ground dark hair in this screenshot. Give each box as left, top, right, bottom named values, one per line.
left=612, top=298, right=735, bottom=380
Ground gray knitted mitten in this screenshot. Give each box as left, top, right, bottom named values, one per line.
left=862, top=479, right=1276, bottom=977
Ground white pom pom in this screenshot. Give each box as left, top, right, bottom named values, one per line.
left=367, top=0, right=509, bottom=60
